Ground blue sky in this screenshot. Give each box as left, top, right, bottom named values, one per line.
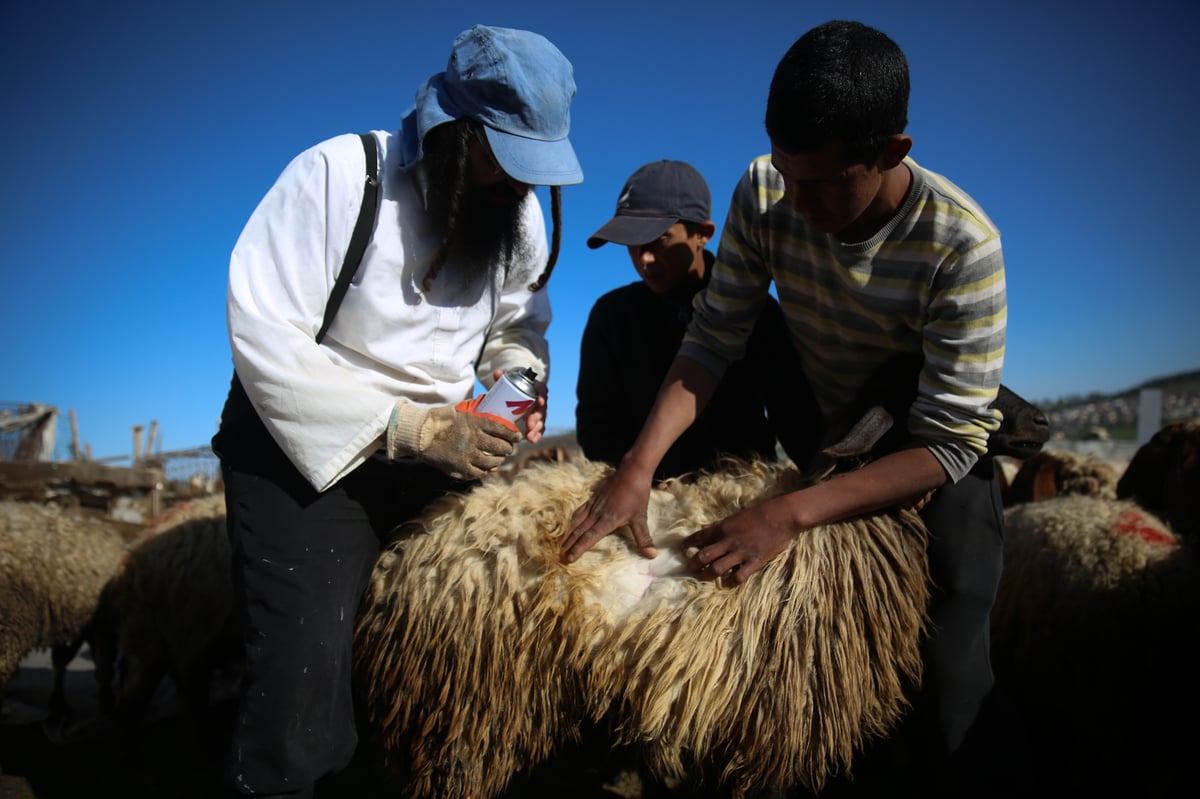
left=3, top=0, right=1198, bottom=461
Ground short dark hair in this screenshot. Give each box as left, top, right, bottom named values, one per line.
left=765, top=20, right=909, bottom=164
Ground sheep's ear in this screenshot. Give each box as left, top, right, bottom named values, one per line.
left=822, top=405, right=895, bottom=458
left=1031, top=461, right=1059, bottom=502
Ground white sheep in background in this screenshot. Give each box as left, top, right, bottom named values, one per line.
left=93, top=493, right=238, bottom=757
left=991, top=488, right=1199, bottom=794
left=0, top=500, right=128, bottom=722
left=353, top=456, right=930, bottom=799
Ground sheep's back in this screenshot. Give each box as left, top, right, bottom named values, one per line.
left=991, top=495, right=1199, bottom=790
left=354, top=457, right=930, bottom=799
left=0, top=501, right=126, bottom=685
left=114, top=499, right=232, bottom=672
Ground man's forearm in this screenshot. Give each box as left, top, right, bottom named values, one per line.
left=781, top=445, right=949, bottom=530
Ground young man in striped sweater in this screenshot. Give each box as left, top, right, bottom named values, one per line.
left=564, top=20, right=1025, bottom=798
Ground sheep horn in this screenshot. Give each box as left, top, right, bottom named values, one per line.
left=820, top=405, right=895, bottom=458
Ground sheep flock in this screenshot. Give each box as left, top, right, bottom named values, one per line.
left=3, top=415, right=1199, bottom=798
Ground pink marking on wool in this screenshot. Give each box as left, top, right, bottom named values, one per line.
left=1114, top=509, right=1177, bottom=547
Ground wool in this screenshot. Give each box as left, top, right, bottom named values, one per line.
left=0, top=500, right=127, bottom=718
left=1001, top=448, right=1120, bottom=506
left=991, top=494, right=1200, bottom=793
left=353, top=456, right=930, bottom=799
left=95, top=493, right=237, bottom=751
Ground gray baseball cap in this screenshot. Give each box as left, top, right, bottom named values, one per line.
left=587, top=160, right=710, bottom=248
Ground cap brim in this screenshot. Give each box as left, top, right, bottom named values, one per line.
left=485, top=127, right=583, bottom=186
left=586, top=215, right=676, bottom=249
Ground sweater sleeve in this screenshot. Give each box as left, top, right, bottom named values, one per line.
left=911, top=237, right=1007, bottom=481
left=679, top=168, right=776, bottom=376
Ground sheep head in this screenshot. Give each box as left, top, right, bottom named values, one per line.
left=810, top=355, right=1049, bottom=477
left=1117, top=417, right=1200, bottom=542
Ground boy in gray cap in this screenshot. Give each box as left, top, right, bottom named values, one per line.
left=577, top=159, right=816, bottom=481
left=211, top=25, right=581, bottom=797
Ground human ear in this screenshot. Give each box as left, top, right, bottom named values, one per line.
left=696, top=220, right=717, bottom=244
left=881, top=135, right=913, bottom=169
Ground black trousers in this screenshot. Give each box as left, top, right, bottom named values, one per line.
left=825, top=457, right=1028, bottom=799
left=911, top=457, right=1008, bottom=789
left=213, top=377, right=465, bottom=797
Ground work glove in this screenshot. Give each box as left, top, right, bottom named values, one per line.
left=386, top=399, right=521, bottom=481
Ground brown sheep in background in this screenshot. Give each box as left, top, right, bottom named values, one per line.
left=1000, top=448, right=1120, bottom=506
left=1116, top=416, right=1200, bottom=542
left=95, top=494, right=238, bottom=758
left=353, top=456, right=930, bottom=799
left=0, top=500, right=128, bottom=724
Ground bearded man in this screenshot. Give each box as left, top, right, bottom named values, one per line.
left=210, top=25, right=582, bottom=798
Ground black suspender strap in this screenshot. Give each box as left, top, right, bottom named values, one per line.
left=316, top=132, right=380, bottom=345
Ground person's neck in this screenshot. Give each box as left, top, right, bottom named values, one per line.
left=836, top=161, right=912, bottom=244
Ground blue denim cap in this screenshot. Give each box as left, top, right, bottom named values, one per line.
left=415, top=25, right=583, bottom=186
left=587, top=160, right=711, bottom=248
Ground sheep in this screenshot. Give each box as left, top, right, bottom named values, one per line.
left=352, top=456, right=930, bottom=799
left=990, top=419, right=1200, bottom=794
left=1000, top=448, right=1121, bottom=506
left=0, top=500, right=128, bottom=723
left=93, top=493, right=239, bottom=757
left=988, top=384, right=1052, bottom=461
left=990, top=495, right=1199, bottom=795
left=813, top=353, right=1050, bottom=469
left=498, top=438, right=577, bottom=480
left=1116, top=416, right=1200, bottom=542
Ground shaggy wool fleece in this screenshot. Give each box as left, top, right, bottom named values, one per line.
left=991, top=495, right=1200, bottom=793
left=353, top=457, right=930, bottom=799
left=1, top=501, right=127, bottom=698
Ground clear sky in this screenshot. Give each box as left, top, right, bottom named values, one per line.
left=3, top=0, right=1198, bottom=461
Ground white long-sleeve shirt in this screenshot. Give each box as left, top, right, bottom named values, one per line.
left=226, top=129, right=551, bottom=491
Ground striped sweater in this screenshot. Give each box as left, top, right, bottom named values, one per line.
left=679, top=155, right=1006, bottom=482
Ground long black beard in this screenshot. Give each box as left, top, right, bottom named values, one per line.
left=421, top=122, right=530, bottom=286
left=450, top=183, right=527, bottom=271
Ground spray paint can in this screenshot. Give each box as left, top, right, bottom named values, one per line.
left=474, top=367, right=539, bottom=427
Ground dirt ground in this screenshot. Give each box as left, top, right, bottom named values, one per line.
left=0, top=647, right=669, bottom=799
left=6, top=647, right=1184, bottom=799
left=1, top=647, right=227, bottom=798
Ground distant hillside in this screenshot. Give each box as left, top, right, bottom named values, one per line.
left=1039, top=368, right=1200, bottom=440
left=1040, top=369, right=1200, bottom=406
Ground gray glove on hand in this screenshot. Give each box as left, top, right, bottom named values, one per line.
left=386, top=400, right=521, bottom=480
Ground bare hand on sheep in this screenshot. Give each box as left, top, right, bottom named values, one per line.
left=387, top=399, right=522, bottom=481
left=684, top=496, right=799, bottom=586
left=563, top=463, right=658, bottom=562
